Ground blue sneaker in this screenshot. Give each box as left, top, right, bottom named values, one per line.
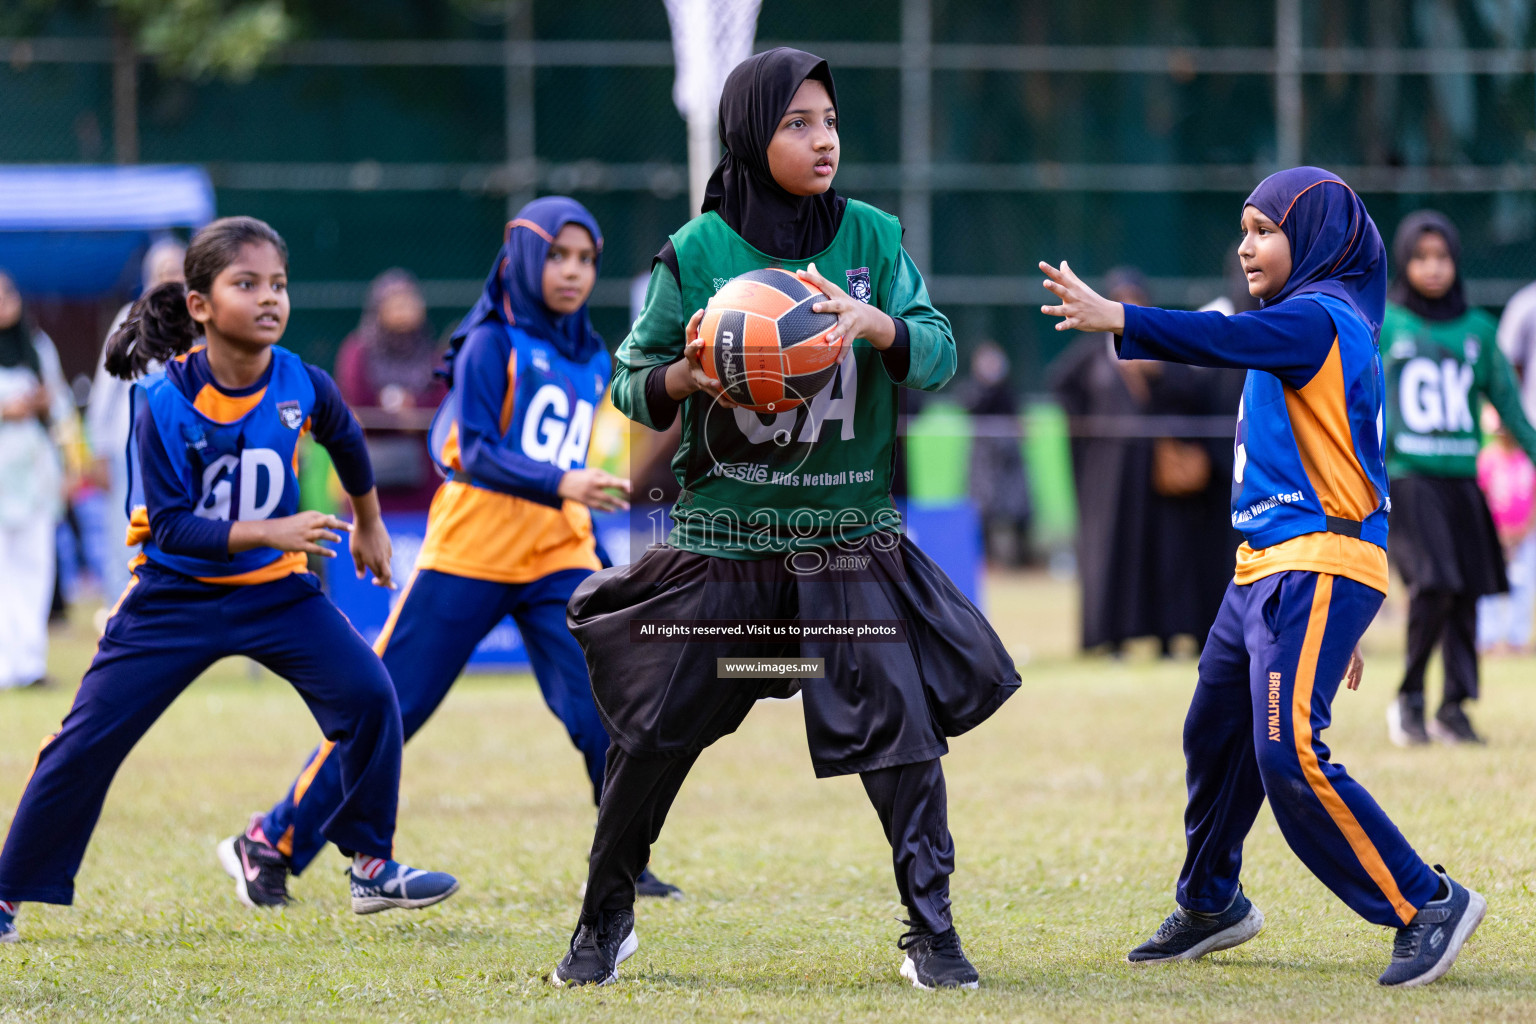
left=0, top=905, right=16, bottom=944
left=1379, top=867, right=1486, bottom=987
left=1128, top=886, right=1264, bottom=963
left=349, top=860, right=459, bottom=915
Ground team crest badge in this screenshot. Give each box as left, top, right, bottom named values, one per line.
left=277, top=400, right=304, bottom=430
left=845, top=267, right=873, bottom=304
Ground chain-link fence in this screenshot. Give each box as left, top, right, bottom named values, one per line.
left=4, top=0, right=1536, bottom=392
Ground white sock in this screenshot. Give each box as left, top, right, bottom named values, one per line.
left=0, top=900, right=16, bottom=916
left=353, top=854, right=387, bottom=880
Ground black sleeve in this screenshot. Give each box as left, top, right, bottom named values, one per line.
left=643, top=364, right=683, bottom=431
left=879, top=317, right=912, bottom=382
left=305, top=365, right=376, bottom=496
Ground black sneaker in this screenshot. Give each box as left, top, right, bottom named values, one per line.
left=551, top=910, right=638, bottom=987
left=1428, top=702, right=1484, bottom=745
left=1127, top=887, right=1264, bottom=963
left=216, top=822, right=291, bottom=909
left=1379, top=867, right=1486, bottom=987
left=1386, top=693, right=1430, bottom=747
left=897, top=921, right=980, bottom=990
left=635, top=867, right=684, bottom=900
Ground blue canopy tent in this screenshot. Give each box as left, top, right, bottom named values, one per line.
left=0, top=165, right=215, bottom=296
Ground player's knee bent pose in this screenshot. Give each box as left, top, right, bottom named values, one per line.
left=0, top=217, right=454, bottom=940
left=241, top=198, right=679, bottom=900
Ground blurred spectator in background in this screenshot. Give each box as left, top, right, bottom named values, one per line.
left=1049, top=268, right=1236, bottom=656
left=1497, top=275, right=1536, bottom=423
left=87, top=238, right=185, bottom=606
left=334, top=269, right=445, bottom=511
left=1476, top=406, right=1535, bottom=656
left=957, top=340, right=1032, bottom=566
left=0, top=270, right=71, bottom=688
left=1380, top=211, right=1536, bottom=746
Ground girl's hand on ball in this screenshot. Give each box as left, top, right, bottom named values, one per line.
left=798, top=262, right=894, bottom=352
left=558, top=468, right=632, bottom=511
left=667, top=311, right=739, bottom=408
left=1039, top=260, right=1127, bottom=334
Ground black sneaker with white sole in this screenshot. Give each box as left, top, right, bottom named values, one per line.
left=552, top=910, right=638, bottom=987
left=216, top=829, right=291, bottom=909
left=898, top=921, right=980, bottom=990
left=1379, top=867, right=1485, bottom=987
left=635, top=867, right=684, bottom=900
left=1428, top=702, right=1484, bottom=745
left=1128, top=886, right=1264, bottom=963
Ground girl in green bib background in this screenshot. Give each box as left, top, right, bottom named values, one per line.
left=550, top=47, right=1019, bottom=990
left=1380, top=210, right=1536, bottom=746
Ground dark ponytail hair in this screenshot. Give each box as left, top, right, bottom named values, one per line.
left=106, top=216, right=289, bottom=380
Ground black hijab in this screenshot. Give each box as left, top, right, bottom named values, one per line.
left=0, top=272, right=39, bottom=375
left=1389, top=210, right=1468, bottom=322
left=701, top=47, right=846, bottom=260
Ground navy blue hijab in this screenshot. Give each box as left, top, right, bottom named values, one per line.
left=1244, top=167, right=1387, bottom=340
left=447, top=196, right=604, bottom=381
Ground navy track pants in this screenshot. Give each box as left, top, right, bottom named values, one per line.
left=260, top=567, right=609, bottom=873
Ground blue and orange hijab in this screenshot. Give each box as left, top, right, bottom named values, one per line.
left=1243, top=166, right=1387, bottom=341
left=440, top=195, right=605, bottom=386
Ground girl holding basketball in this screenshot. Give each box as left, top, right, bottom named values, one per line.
left=551, top=47, right=1019, bottom=990
left=0, top=217, right=457, bottom=943
left=224, top=196, right=681, bottom=905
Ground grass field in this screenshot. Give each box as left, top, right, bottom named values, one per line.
left=1, top=572, right=1534, bottom=1022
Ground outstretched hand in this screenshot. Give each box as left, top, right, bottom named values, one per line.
left=1039, top=261, right=1127, bottom=335
left=559, top=467, right=632, bottom=512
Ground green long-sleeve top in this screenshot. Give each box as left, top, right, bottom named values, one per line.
left=613, top=202, right=955, bottom=557
left=1380, top=302, right=1536, bottom=478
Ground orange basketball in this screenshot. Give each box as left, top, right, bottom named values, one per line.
left=697, top=268, right=845, bottom=414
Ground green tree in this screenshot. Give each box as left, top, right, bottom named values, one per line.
left=108, top=0, right=291, bottom=81
left=5, top=0, right=293, bottom=161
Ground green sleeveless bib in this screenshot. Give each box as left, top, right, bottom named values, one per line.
left=667, top=201, right=905, bottom=558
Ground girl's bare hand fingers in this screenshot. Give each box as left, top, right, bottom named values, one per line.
left=300, top=542, right=338, bottom=557
left=797, top=262, right=831, bottom=290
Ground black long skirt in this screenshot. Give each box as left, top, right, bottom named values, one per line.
left=1389, top=475, right=1507, bottom=597
left=566, top=535, right=1020, bottom=778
